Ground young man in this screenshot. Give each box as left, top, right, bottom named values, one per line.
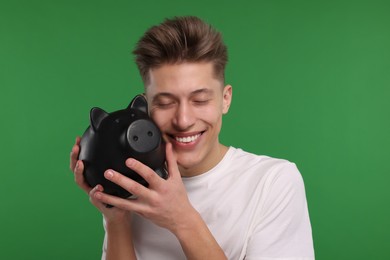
left=70, top=16, right=314, bottom=260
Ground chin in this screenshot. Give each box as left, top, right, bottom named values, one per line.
left=175, top=152, right=204, bottom=173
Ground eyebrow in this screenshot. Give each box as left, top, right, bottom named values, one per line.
left=151, top=92, right=176, bottom=103
left=152, top=88, right=214, bottom=102
left=189, top=88, right=214, bottom=97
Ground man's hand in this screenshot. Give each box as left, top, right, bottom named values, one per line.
left=92, top=142, right=197, bottom=232
left=69, top=137, right=129, bottom=223
left=70, top=137, right=90, bottom=193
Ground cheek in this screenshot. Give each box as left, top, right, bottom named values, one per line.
left=196, top=106, right=223, bottom=124
left=150, top=110, right=172, bottom=129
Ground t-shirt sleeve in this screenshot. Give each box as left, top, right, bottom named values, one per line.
left=245, top=162, right=315, bottom=260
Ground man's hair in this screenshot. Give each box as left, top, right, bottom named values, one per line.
left=133, top=16, right=228, bottom=85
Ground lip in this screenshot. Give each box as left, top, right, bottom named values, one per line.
left=167, top=131, right=205, bottom=149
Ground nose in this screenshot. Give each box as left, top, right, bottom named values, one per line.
left=172, top=102, right=195, bottom=131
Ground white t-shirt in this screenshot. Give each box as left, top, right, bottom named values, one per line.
left=102, top=147, right=315, bottom=260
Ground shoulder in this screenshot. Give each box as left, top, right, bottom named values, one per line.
left=227, top=147, right=302, bottom=181
left=216, top=147, right=305, bottom=198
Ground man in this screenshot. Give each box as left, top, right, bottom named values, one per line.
left=70, top=16, right=314, bottom=260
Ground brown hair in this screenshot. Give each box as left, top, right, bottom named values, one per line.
left=133, top=16, right=228, bottom=85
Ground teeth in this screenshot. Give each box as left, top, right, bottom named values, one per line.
left=175, top=133, right=201, bottom=143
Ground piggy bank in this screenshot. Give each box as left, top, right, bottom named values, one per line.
left=78, top=94, right=167, bottom=198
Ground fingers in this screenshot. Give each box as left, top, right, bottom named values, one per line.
left=70, top=136, right=92, bottom=194
left=165, top=142, right=180, bottom=179
left=125, top=158, right=165, bottom=188
left=93, top=187, right=144, bottom=212
left=74, top=160, right=91, bottom=194
left=70, top=137, right=81, bottom=171
left=104, top=169, right=151, bottom=199
left=89, top=185, right=107, bottom=211
left=94, top=170, right=149, bottom=212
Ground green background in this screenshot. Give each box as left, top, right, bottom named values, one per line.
left=1, top=0, right=389, bottom=259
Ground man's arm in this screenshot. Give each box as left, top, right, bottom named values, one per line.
left=245, top=163, right=314, bottom=259
left=103, top=214, right=136, bottom=260
left=173, top=210, right=227, bottom=260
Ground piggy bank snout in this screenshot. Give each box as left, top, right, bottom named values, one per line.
left=126, top=119, right=162, bottom=153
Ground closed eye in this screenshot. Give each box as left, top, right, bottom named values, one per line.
left=193, top=99, right=210, bottom=105
left=152, top=94, right=176, bottom=109
left=155, top=102, right=174, bottom=108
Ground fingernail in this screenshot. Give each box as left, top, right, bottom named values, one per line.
left=95, top=192, right=102, bottom=199
left=127, top=158, right=135, bottom=167
left=105, top=170, right=114, bottom=179
left=75, top=161, right=79, bottom=170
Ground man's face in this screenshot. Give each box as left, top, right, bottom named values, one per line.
left=145, top=62, right=232, bottom=177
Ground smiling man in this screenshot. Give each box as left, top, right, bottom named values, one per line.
left=70, top=16, right=314, bottom=260
left=147, top=62, right=231, bottom=177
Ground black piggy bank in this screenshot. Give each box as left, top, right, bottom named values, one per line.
left=78, top=94, right=167, bottom=198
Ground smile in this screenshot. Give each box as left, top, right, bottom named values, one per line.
left=174, top=133, right=202, bottom=143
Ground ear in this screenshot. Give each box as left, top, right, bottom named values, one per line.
left=222, top=85, right=232, bottom=114
left=90, top=107, right=109, bottom=131
left=128, top=94, right=148, bottom=114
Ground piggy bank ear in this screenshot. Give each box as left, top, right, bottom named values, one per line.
left=90, top=107, right=109, bottom=131
left=128, top=94, right=148, bottom=114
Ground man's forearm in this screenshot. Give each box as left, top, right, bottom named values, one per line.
left=174, top=211, right=227, bottom=260
left=105, top=221, right=136, bottom=260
